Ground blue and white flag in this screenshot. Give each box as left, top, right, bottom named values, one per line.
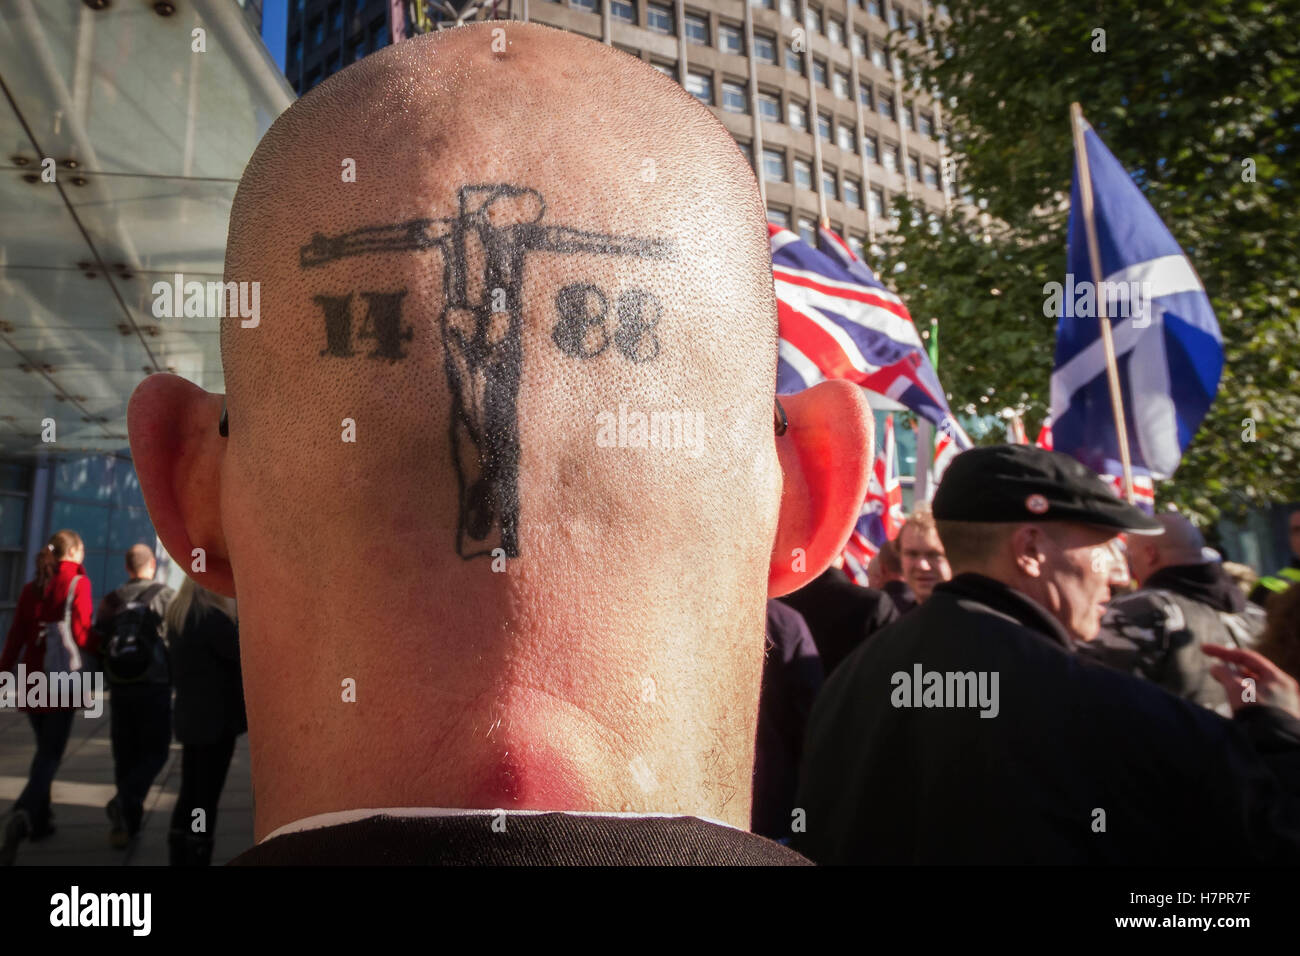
left=1049, top=120, right=1224, bottom=482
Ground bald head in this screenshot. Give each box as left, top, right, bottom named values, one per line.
left=1128, top=512, right=1208, bottom=584
left=131, top=24, right=872, bottom=838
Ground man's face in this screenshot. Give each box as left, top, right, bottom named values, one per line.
left=900, top=524, right=951, bottom=602
left=1290, top=512, right=1300, bottom=559
left=1033, top=523, right=1117, bottom=641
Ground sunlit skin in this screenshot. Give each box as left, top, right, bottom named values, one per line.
left=1016, top=523, right=1116, bottom=642
left=899, top=523, right=951, bottom=602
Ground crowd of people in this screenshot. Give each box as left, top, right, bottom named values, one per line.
left=0, top=534, right=246, bottom=866
left=3, top=24, right=1298, bottom=867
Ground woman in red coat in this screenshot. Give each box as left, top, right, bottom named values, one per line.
left=0, top=530, right=93, bottom=865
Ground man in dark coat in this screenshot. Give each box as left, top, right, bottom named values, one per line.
left=94, top=544, right=175, bottom=848
left=752, top=601, right=823, bottom=841
left=1084, top=513, right=1265, bottom=714
left=793, top=445, right=1300, bottom=865
left=779, top=562, right=897, bottom=676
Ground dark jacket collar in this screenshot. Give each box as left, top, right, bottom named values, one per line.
left=1143, top=561, right=1245, bottom=613
left=933, top=573, right=1076, bottom=652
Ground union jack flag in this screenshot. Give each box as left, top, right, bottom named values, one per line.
left=771, top=224, right=969, bottom=445
left=842, top=413, right=905, bottom=582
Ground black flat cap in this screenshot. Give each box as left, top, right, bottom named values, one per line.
left=932, top=444, right=1162, bottom=534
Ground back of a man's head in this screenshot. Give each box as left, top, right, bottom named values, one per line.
left=125, top=543, right=156, bottom=579
left=1129, top=513, right=1206, bottom=584
left=128, top=24, right=871, bottom=839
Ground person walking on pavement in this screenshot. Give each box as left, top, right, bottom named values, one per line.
left=95, top=544, right=175, bottom=848
left=0, top=531, right=93, bottom=865
left=165, top=577, right=245, bottom=866
left=794, top=445, right=1300, bottom=865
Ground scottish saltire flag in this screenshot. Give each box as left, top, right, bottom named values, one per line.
left=771, top=223, right=969, bottom=444
left=1050, top=119, right=1224, bottom=484
left=842, top=414, right=904, bottom=583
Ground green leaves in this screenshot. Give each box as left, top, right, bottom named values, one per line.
left=887, top=0, right=1300, bottom=524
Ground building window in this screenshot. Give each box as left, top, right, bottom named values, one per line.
left=851, top=30, right=866, bottom=56
left=372, top=26, right=389, bottom=50
left=719, top=21, right=744, bottom=54
left=836, top=122, right=857, bottom=153
left=331, top=2, right=342, bottom=33
left=798, top=216, right=817, bottom=244
left=651, top=60, right=676, bottom=76
left=864, top=134, right=879, bottom=161
left=647, top=3, right=673, bottom=33
left=804, top=5, right=822, bottom=35
left=787, top=99, right=808, bottom=129
left=878, top=89, right=894, bottom=119
left=848, top=234, right=865, bottom=258
left=722, top=80, right=748, bottom=113
left=612, top=0, right=636, bottom=21
left=758, top=90, right=781, bottom=122
left=918, top=112, right=934, bottom=137
left=869, top=186, right=884, bottom=217
left=871, top=41, right=888, bottom=71
left=736, top=139, right=753, bottom=164
left=793, top=157, right=813, bottom=190
left=900, top=103, right=913, bottom=130
left=572, top=0, right=598, bottom=11
left=751, top=0, right=776, bottom=7
left=883, top=142, right=898, bottom=172
left=827, top=17, right=844, bottom=46
left=310, top=16, right=324, bottom=48
left=686, top=71, right=713, bottom=104
left=785, top=43, right=805, bottom=74
left=822, top=170, right=838, bottom=200
left=924, top=163, right=940, bottom=188
left=779, top=0, right=795, bottom=17
left=813, top=57, right=828, bottom=87
left=818, top=112, right=832, bottom=141
left=906, top=16, right=920, bottom=40
left=844, top=177, right=862, bottom=208
left=685, top=12, right=709, bottom=45
left=768, top=207, right=791, bottom=228
left=754, top=31, right=777, bottom=63
left=833, top=70, right=850, bottom=99
left=867, top=0, right=882, bottom=17
left=858, top=82, right=873, bottom=109
left=763, top=148, right=787, bottom=182
left=907, top=152, right=920, bottom=180
left=888, top=4, right=901, bottom=28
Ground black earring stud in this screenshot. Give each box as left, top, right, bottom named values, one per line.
left=219, top=403, right=228, bottom=437
left=774, top=397, right=788, bottom=436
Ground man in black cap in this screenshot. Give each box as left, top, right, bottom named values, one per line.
left=793, top=444, right=1300, bottom=864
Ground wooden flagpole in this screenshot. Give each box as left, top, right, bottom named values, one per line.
left=1070, top=102, right=1136, bottom=504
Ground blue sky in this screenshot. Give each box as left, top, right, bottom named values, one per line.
left=262, top=0, right=287, bottom=71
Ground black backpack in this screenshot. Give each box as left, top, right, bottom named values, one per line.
left=103, top=583, right=169, bottom=684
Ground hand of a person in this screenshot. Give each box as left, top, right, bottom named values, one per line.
left=1203, top=643, right=1300, bottom=720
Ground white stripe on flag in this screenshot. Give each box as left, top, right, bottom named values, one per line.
left=1106, top=254, right=1204, bottom=300
left=778, top=294, right=879, bottom=375
left=778, top=338, right=826, bottom=388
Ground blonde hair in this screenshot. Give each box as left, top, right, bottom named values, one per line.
left=165, top=576, right=236, bottom=637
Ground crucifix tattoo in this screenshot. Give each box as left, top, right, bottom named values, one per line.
left=299, top=184, right=676, bottom=559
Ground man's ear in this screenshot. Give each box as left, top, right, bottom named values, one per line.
left=128, top=374, right=235, bottom=597
left=769, top=380, right=874, bottom=598
left=1011, top=524, right=1047, bottom=580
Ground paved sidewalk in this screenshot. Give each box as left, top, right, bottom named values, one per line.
left=0, top=694, right=253, bottom=866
